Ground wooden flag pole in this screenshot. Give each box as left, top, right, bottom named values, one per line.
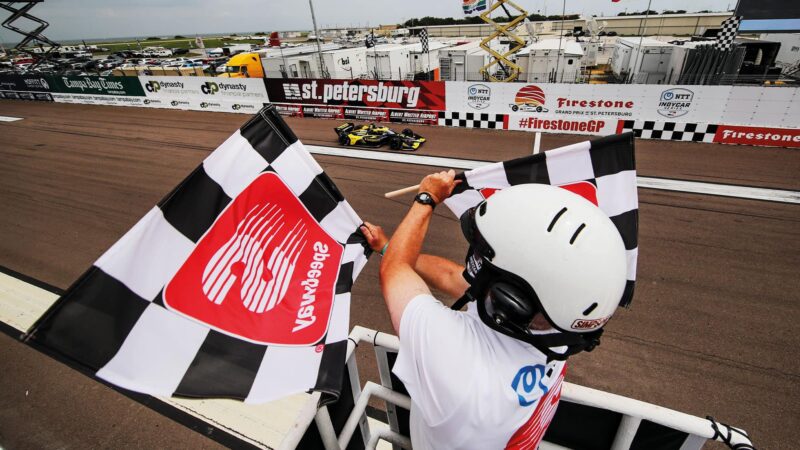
left=384, top=184, right=420, bottom=198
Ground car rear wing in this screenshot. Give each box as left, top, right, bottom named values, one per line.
left=334, top=123, right=355, bottom=135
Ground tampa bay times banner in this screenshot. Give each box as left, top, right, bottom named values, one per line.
left=26, top=105, right=371, bottom=403
left=444, top=133, right=639, bottom=307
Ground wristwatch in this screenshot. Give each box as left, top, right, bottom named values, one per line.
left=414, top=192, right=437, bottom=209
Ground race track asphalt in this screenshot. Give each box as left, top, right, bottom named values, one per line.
left=0, top=101, right=798, bottom=449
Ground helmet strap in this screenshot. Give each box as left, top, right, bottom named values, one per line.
left=451, top=262, right=605, bottom=362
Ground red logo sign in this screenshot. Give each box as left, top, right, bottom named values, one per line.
left=511, top=85, right=548, bottom=113
left=713, top=125, right=800, bottom=148
left=164, top=172, right=343, bottom=346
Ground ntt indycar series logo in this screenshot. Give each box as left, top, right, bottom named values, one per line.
left=282, top=80, right=421, bottom=108
left=164, top=172, right=343, bottom=345
left=658, top=88, right=693, bottom=118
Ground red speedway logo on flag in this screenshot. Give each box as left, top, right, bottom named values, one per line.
left=165, top=172, right=343, bottom=346
left=265, top=78, right=446, bottom=110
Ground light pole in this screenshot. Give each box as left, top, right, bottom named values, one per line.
left=634, top=0, right=654, bottom=84
left=308, top=0, right=327, bottom=77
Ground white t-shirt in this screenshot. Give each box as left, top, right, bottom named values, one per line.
left=393, top=294, right=567, bottom=450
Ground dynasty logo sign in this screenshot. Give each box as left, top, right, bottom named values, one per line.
left=164, top=172, right=343, bottom=345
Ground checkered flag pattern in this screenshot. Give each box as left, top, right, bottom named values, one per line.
left=438, top=111, right=506, bottom=129
left=365, top=32, right=375, bottom=49
left=27, top=105, right=371, bottom=404
left=420, top=28, right=429, bottom=53
left=715, top=16, right=742, bottom=51
left=443, top=133, right=639, bottom=308
left=619, top=120, right=718, bottom=143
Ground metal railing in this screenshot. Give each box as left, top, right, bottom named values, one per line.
left=297, top=326, right=754, bottom=450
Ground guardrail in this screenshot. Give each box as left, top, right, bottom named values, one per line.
left=298, top=326, right=754, bottom=450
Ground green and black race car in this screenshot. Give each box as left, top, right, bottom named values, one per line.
left=334, top=122, right=426, bottom=151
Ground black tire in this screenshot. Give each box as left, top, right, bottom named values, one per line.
left=390, top=137, right=401, bottom=150
left=401, top=128, right=414, bottom=137
left=536, top=106, right=543, bottom=112
left=338, top=134, right=350, bottom=146
left=511, top=105, right=519, bottom=112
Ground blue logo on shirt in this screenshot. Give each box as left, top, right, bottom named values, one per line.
left=511, top=365, right=549, bottom=407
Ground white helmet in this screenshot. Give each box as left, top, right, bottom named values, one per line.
left=458, top=184, right=627, bottom=360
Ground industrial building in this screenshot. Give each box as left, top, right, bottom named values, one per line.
left=516, top=39, right=584, bottom=83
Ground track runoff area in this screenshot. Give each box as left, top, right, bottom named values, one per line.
left=0, top=101, right=798, bottom=449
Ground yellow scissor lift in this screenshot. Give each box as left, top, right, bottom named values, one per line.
left=478, top=0, right=529, bottom=82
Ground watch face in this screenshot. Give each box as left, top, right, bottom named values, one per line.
left=419, top=193, right=431, bottom=202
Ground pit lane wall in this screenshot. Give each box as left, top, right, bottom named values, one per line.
left=2, top=74, right=799, bottom=148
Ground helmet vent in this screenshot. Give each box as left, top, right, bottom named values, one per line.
left=569, top=223, right=587, bottom=244
left=582, top=302, right=598, bottom=316
left=547, top=207, right=568, bottom=232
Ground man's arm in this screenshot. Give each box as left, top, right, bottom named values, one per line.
left=415, top=254, right=469, bottom=300
left=378, top=170, right=459, bottom=334
left=361, top=223, right=469, bottom=301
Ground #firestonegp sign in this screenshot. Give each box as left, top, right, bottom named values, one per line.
left=50, top=75, right=146, bottom=96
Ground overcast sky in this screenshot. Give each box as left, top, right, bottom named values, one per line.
left=0, top=0, right=736, bottom=43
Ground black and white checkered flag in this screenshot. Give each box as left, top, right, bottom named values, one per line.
left=365, top=31, right=375, bottom=48
left=420, top=28, right=429, bottom=53
left=27, top=105, right=371, bottom=404
left=443, top=133, right=638, bottom=308
left=715, top=16, right=742, bottom=51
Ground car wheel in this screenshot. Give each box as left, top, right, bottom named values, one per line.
left=536, top=106, right=542, bottom=112
left=512, top=105, right=519, bottom=112
left=401, top=128, right=413, bottom=136
left=390, top=138, right=401, bottom=150
left=338, top=134, right=350, bottom=146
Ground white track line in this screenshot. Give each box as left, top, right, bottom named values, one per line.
left=305, top=145, right=800, bottom=204
left=0, top=116, right=23, bottom=122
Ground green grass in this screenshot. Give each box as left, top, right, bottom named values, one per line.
left=86, top=37, right=265, bottom=55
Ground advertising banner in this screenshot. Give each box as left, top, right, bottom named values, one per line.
left=49, top=75, right=146, bottom=96
left=264, top=78, right=446, bottom=111
left=445, top=82, right=769, bottom=128
left=0, top=74, right=54, bottom=101
left=273, top=103, right=438, bottom=125
left=505, top=114, right=614, bottom=135
left=713, top=125, right=800, bottom=148
left=138, top=76, right=268, bottom=113
left=51, top=93, right=145, bottom=107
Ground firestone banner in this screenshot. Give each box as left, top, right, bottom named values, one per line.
left=264, top=78, right=446, bottom=111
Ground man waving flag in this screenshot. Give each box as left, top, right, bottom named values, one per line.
left=26, top=105, right=371, bottom=404
left=443, top=133, right=638, bottom=307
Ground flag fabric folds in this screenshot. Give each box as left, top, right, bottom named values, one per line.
left=714, top=16, right=742, bottom=51
left=420, top=29, right=429, bottom=53
left=463, top=0, right=489, bottom=16
left=443, top=133, right=638, bottom=308
left=26, top=105, right=371, bottom=404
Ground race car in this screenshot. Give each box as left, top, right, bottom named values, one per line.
left=334, top=122, right=426, bottom=151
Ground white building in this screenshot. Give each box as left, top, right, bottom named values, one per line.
left=610, top=37, right=677, bottom=84
left=408, top=41, right=451, bottom=79
left=365, top=43, right=417, bottom=80
left=516, top=39, right=584, bottom=83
